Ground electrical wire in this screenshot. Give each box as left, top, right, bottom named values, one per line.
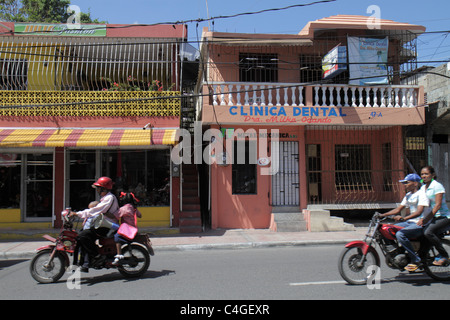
left=0, top=69, right=445, bottom=110
left=8, top=0, right=338, bottom=35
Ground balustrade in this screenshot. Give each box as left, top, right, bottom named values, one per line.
left=208, top=82, right=420, bottom=108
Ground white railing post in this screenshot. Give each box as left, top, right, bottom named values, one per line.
left=268, top=86, right=273, bottom=106
left=298, top=86, right=304, bottom=106
left=236, top=85, right=241, bottom=105
left=276, top=86, right=281, bottom=106
left=213, top=84, right=218, bottom=106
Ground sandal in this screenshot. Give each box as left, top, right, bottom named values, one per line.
left=405, top=263, right=420, bottom=272
left=433, top=258, right=448, bottom=266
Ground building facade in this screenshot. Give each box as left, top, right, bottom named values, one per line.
left=0, top=22, right=187, bottom=229
left=196, top=15, right=427, bottom=230
left=419, top=63, right=450, bottom=197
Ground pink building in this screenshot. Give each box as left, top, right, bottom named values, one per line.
left=196, top=15, right=427, bottom=231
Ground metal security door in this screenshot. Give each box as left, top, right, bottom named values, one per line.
left=272, top=141, right=299, bottom=206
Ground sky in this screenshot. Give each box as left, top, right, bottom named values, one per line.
left=69, top=0, right=450, bottom=67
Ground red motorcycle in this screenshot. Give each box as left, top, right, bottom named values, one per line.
left=30, top=210, right=154, bottom=284
left=338, top=213, right=450, bottom=285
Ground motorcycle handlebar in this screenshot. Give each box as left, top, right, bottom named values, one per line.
left=372, top=212, right=388, bottom=223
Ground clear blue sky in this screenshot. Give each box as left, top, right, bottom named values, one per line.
left=71, top=0, right=450, bottom=67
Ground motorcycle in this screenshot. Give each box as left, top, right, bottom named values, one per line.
left=338, top=212, right=450, bottom=285
left=30, top=209, right=154, bottom=284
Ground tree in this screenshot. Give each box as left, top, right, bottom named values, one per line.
left=80, top=9, right=107, bottom=24
left=0, top=0, right=21, bottom=21
left=0, top=0, right=106, bottom=23
left=19, top=0, right=70, bottom=23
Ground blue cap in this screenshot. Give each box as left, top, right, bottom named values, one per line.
left=399, top=173, right=421, bottom=183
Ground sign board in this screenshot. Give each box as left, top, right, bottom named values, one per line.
left=348, top=36, right=389, bottom=85
left=14, top=23, right=107, bottom=37
left=322, top=45, right=347, bottom=79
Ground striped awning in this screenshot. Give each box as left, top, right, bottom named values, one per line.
left=0, top=128, right=178, bottom=148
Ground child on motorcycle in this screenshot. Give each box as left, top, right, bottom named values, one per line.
left=112, top=192, right=142, bottom=265
left=380, top=173, right=430, bottom=271
left=69, top=177, right=120, bottom=272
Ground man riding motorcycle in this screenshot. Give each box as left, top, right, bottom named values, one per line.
left=70, top=176, right=120, bottom=272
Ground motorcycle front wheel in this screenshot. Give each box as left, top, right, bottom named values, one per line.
left=422, top=240, right=450, bottom=281
left=338, top=247, right=379, bottom=285
left=30, top=249, right=66, bottom=283
left=118, top=244, right=150, bottom=278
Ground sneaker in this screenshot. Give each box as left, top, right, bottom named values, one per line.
left=112, top=254, right=124, bottom=265
left=80, top=266, right=89, bottom=273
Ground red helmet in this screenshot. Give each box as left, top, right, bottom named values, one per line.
left=92, top=177, right=114, bottom=190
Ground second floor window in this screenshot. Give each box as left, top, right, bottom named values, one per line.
left=299, top=55, right=322, bottom=83
left=239, top=53, right=278, bottom=83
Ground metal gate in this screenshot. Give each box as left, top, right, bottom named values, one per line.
left=272, top=141, right=299, bottom=206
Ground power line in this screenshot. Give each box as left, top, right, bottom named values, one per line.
left=0, top=69, right=447, bottom=110
left=8, top=0, right=337, bottom=35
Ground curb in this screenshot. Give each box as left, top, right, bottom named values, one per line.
left=0, top=238, right=356, bottom=260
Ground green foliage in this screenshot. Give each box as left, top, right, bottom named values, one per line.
left=0, top=0, right=106, bottom=23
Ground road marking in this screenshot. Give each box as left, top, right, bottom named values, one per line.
left=289, top=280, right=346, bottom=286
left=290, top=274, right=432, bottom=287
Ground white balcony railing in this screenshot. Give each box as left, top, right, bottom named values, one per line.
left=208, top=82, right=421, bottom=108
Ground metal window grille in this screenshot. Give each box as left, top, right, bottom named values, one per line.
left=305, top=126, right=405, bottom=205
left=239, top=53, right=278, bottom=83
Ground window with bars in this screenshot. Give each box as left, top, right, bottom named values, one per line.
left=306, top=144, right=322, bottom=203
left=239, top=53, right=278, bottom=83
left=335, top=144, right=372, bottom=190
left=299, top=55, right=322, bottom=83
left=232, top=140, right=257, bottom=194
left=382, top=143, right=393, bottom=191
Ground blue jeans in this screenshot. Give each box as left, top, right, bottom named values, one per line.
left=395, top=221, right=423, bottom=264
left=114, top=232, right=129, bottom=245
left=424, top=217, right=450, bottom=259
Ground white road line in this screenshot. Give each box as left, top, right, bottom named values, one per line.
left=289, top=280, right=347, bottom=286
left=290, top=274, right=431, bottom=287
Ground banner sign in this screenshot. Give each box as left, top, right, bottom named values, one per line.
left=348, top=36, right=388, bottom=85
left=202, top=104, right=425, bottom=126
left=15, top=23, right=107, bottom=37
left=322, top=45, right=347, bottom=79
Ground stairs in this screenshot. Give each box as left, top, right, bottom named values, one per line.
left=272, top=206, right=308, bottom=232
left=302, top=209, right=355, bottom=232
left=179, top=164, right=203, bottom=233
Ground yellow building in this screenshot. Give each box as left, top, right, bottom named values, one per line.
left=0, top=22, right=187, bottom=230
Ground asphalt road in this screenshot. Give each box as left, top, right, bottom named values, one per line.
left=1, top=245, right=449, bottom=303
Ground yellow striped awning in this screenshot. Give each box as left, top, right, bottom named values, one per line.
left=0, top=128, right=178, bottom=148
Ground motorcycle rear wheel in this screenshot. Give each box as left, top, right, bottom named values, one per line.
left=422, top=240, right=450, bottom=281
left=118, top=244, right=150, bottom=278
left=30, top=249, right=66, bottom=283
left=338, top=247, right=379, bottom=285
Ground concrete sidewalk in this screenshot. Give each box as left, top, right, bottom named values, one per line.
left=0, top=227, right=367, bottom=260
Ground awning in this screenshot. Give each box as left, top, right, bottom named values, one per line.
left=0, top=128, right=178, bottom=148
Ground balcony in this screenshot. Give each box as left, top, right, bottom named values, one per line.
left=208, top=82, right=422, bottom=108
left=0, top=90, right=180, bottom=117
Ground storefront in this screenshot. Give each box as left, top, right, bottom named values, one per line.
left=0, top=22, right=188, bottom=229
left=0, top=128, right=179, bottom=228
left=202, top=101, right=427, bottom=230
